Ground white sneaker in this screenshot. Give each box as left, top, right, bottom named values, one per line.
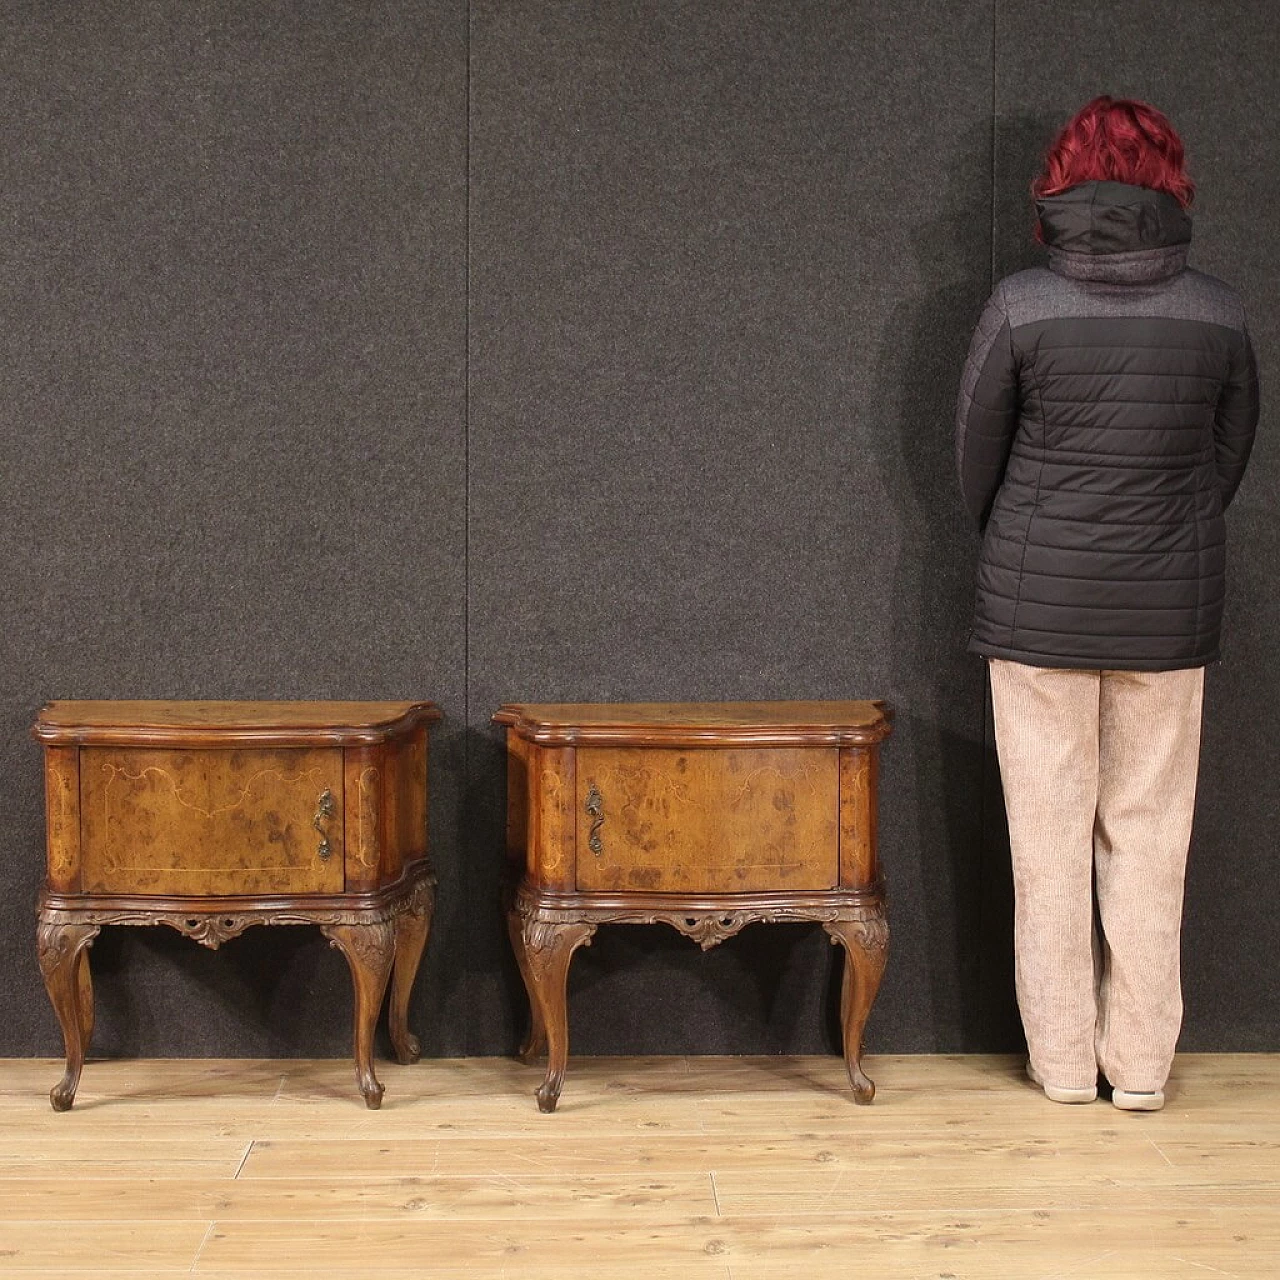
left=1111, top=1088, right=1165, bottom=1112
left=1026, top=1060, right=1097, bottom=1104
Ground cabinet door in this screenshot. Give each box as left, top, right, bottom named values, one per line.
left=576, top=747, right=838, bottom=893
left=80, top=747, right=345, bottom=895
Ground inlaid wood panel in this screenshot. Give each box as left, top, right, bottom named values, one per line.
left=79, top=747, right=345, bottom=895
left=574, top=747, right=839, bottom=894
left=839, top=746, right=879, bottom=889
left=526, top=744, right=577, bottom=892
left=343, top=746, right=384, bottom=893
left=43, top=746, right=81, bottom=894
left=504, top=730, right=531, bottom=875
left=384, top=732, right=429, bottom=883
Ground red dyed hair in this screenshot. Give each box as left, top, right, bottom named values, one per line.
left=1034, top=96, right=1195, bottom=208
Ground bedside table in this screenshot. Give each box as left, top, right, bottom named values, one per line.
left=33, top=700, right=440, bottom=1111
left=493, top=701, right=893, bottom=1111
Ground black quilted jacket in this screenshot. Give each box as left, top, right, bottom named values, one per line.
left=956, top=180, right=1260, bottom=670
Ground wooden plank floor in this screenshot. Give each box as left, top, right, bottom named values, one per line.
left=0, top=1054, right=1277, bottom=1278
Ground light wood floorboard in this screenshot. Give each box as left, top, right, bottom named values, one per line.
left=0, top=1054, right=1276, bottom=1277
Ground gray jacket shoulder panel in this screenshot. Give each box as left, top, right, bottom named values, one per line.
left=1178, top=268, right=1247, bottom=329
left=996, top=267, right=1058, bottom=332
left=998, top=264, right=1245, bottom=333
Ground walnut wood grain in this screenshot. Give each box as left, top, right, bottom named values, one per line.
left=575, top=747, right=838, bottom=894
left=494, top=700, right=893, bottom=747
left=322, top=921, right=396, bottom=1109
left=34, top=700, right=440, bottom=747
left=526, top=745, right=577, bottom=893
left=43, top=746, right=81, bottom=894
left=839, top=746, right=880, bottom=889
left=37, top=857, right=434, bottom=922
left=79, top=746, right=345, bottom=896
left=505, top=731, right=532, bottom=877
left=76, top=945, right=94, bottom=1049
left=33, top=700, right=438, bottom=1110
left=518, top=913, right=597, bottom=1113
left=825, top=915, right=890, bottom=1102
left=36, top=920, right=100, bottom=1111
left=507, top=903, right=546, bottom=1062
left=384, top=731, right=428, bottom=883
left=389, top=878, right=435, bottom=1065
left=497, top=701, right=893, bottom=1112
left=343, top=745, right=384, bottom=893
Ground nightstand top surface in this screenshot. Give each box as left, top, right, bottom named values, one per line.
left=493, top=700, right=892, bottom=746
left=34, top=700, right=440, bottom=746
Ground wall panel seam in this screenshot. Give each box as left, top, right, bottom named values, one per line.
left=463, top=0, right=474, bottom=1057
left=980, top=0, right=999, bottom=1045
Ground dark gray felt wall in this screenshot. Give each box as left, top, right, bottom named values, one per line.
left=0, top=1, right=469, bottom=1057
left=1, top=1, right=1275, bottom=1059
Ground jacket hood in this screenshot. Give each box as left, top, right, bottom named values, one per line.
left=1037, top=181, right=1192, bottom=284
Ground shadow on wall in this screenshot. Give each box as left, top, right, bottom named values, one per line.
left=979, top=110, right=1063, bottom=1050
left=463, top=721, right=521, bottom=1055
left=869, top=118, right=1022, bottom=1052
left=994, top=110, right=1063, bottom=279
left=874, top=109, right=1058, bottom=1053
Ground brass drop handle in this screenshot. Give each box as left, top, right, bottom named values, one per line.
left=585, top=783, right=604, bottom=856
left=314, top=788, right=336, bottom=860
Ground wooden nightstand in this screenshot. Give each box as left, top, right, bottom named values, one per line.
left=33, top=700, right=440, bottom=1111
left=493, top=701, right=893, bottom=1111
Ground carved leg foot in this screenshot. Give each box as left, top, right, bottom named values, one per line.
left=824, top=913, right=889, bottom=1104
left=322, top=921, right=395, bottom=1109
left=520, top=914, right=596, bottom=1112
left=389, top=882, right=434, bottom=1066
left=36, top=920, right=100, bottom=1112
left=508, top=906, right=547, bottom=1062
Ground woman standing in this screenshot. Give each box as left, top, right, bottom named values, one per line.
left=955, top=97, right=1259, bottom=1110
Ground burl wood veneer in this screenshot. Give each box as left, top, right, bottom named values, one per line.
left=33, top=701, right=440, bottom=1111
left=494, top=701, right=893, bottom=1112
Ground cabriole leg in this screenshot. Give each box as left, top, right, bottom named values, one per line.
left=520, top=913, right=596, bottom=1113
left=322, top=920, right=395, bottom=1109
left=76, top=946, right=95, bottom=1050
left=36, top=919, right=100, bottom=1112
left=824, top=913, right=889, bottom=1103
left=508, top=905, right=547, bottom=1062
left=389, top=882, right=434, bottom=1065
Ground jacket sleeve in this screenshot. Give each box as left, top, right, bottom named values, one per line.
left=1214, top=323, right=1260, bottom=511
left=955, top=286, right=1020, bottom=530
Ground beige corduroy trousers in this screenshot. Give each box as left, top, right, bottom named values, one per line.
left=988, top=659, right=1205, bottom=1093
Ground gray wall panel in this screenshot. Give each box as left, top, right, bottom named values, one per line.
left=467, top=1, right=995, bottom=1054
left=2, top=0, right=1274, bottom=1063
left=994, top=0, right=1280, bottom=1049
left=0, top=2, right=468, bottom=1055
